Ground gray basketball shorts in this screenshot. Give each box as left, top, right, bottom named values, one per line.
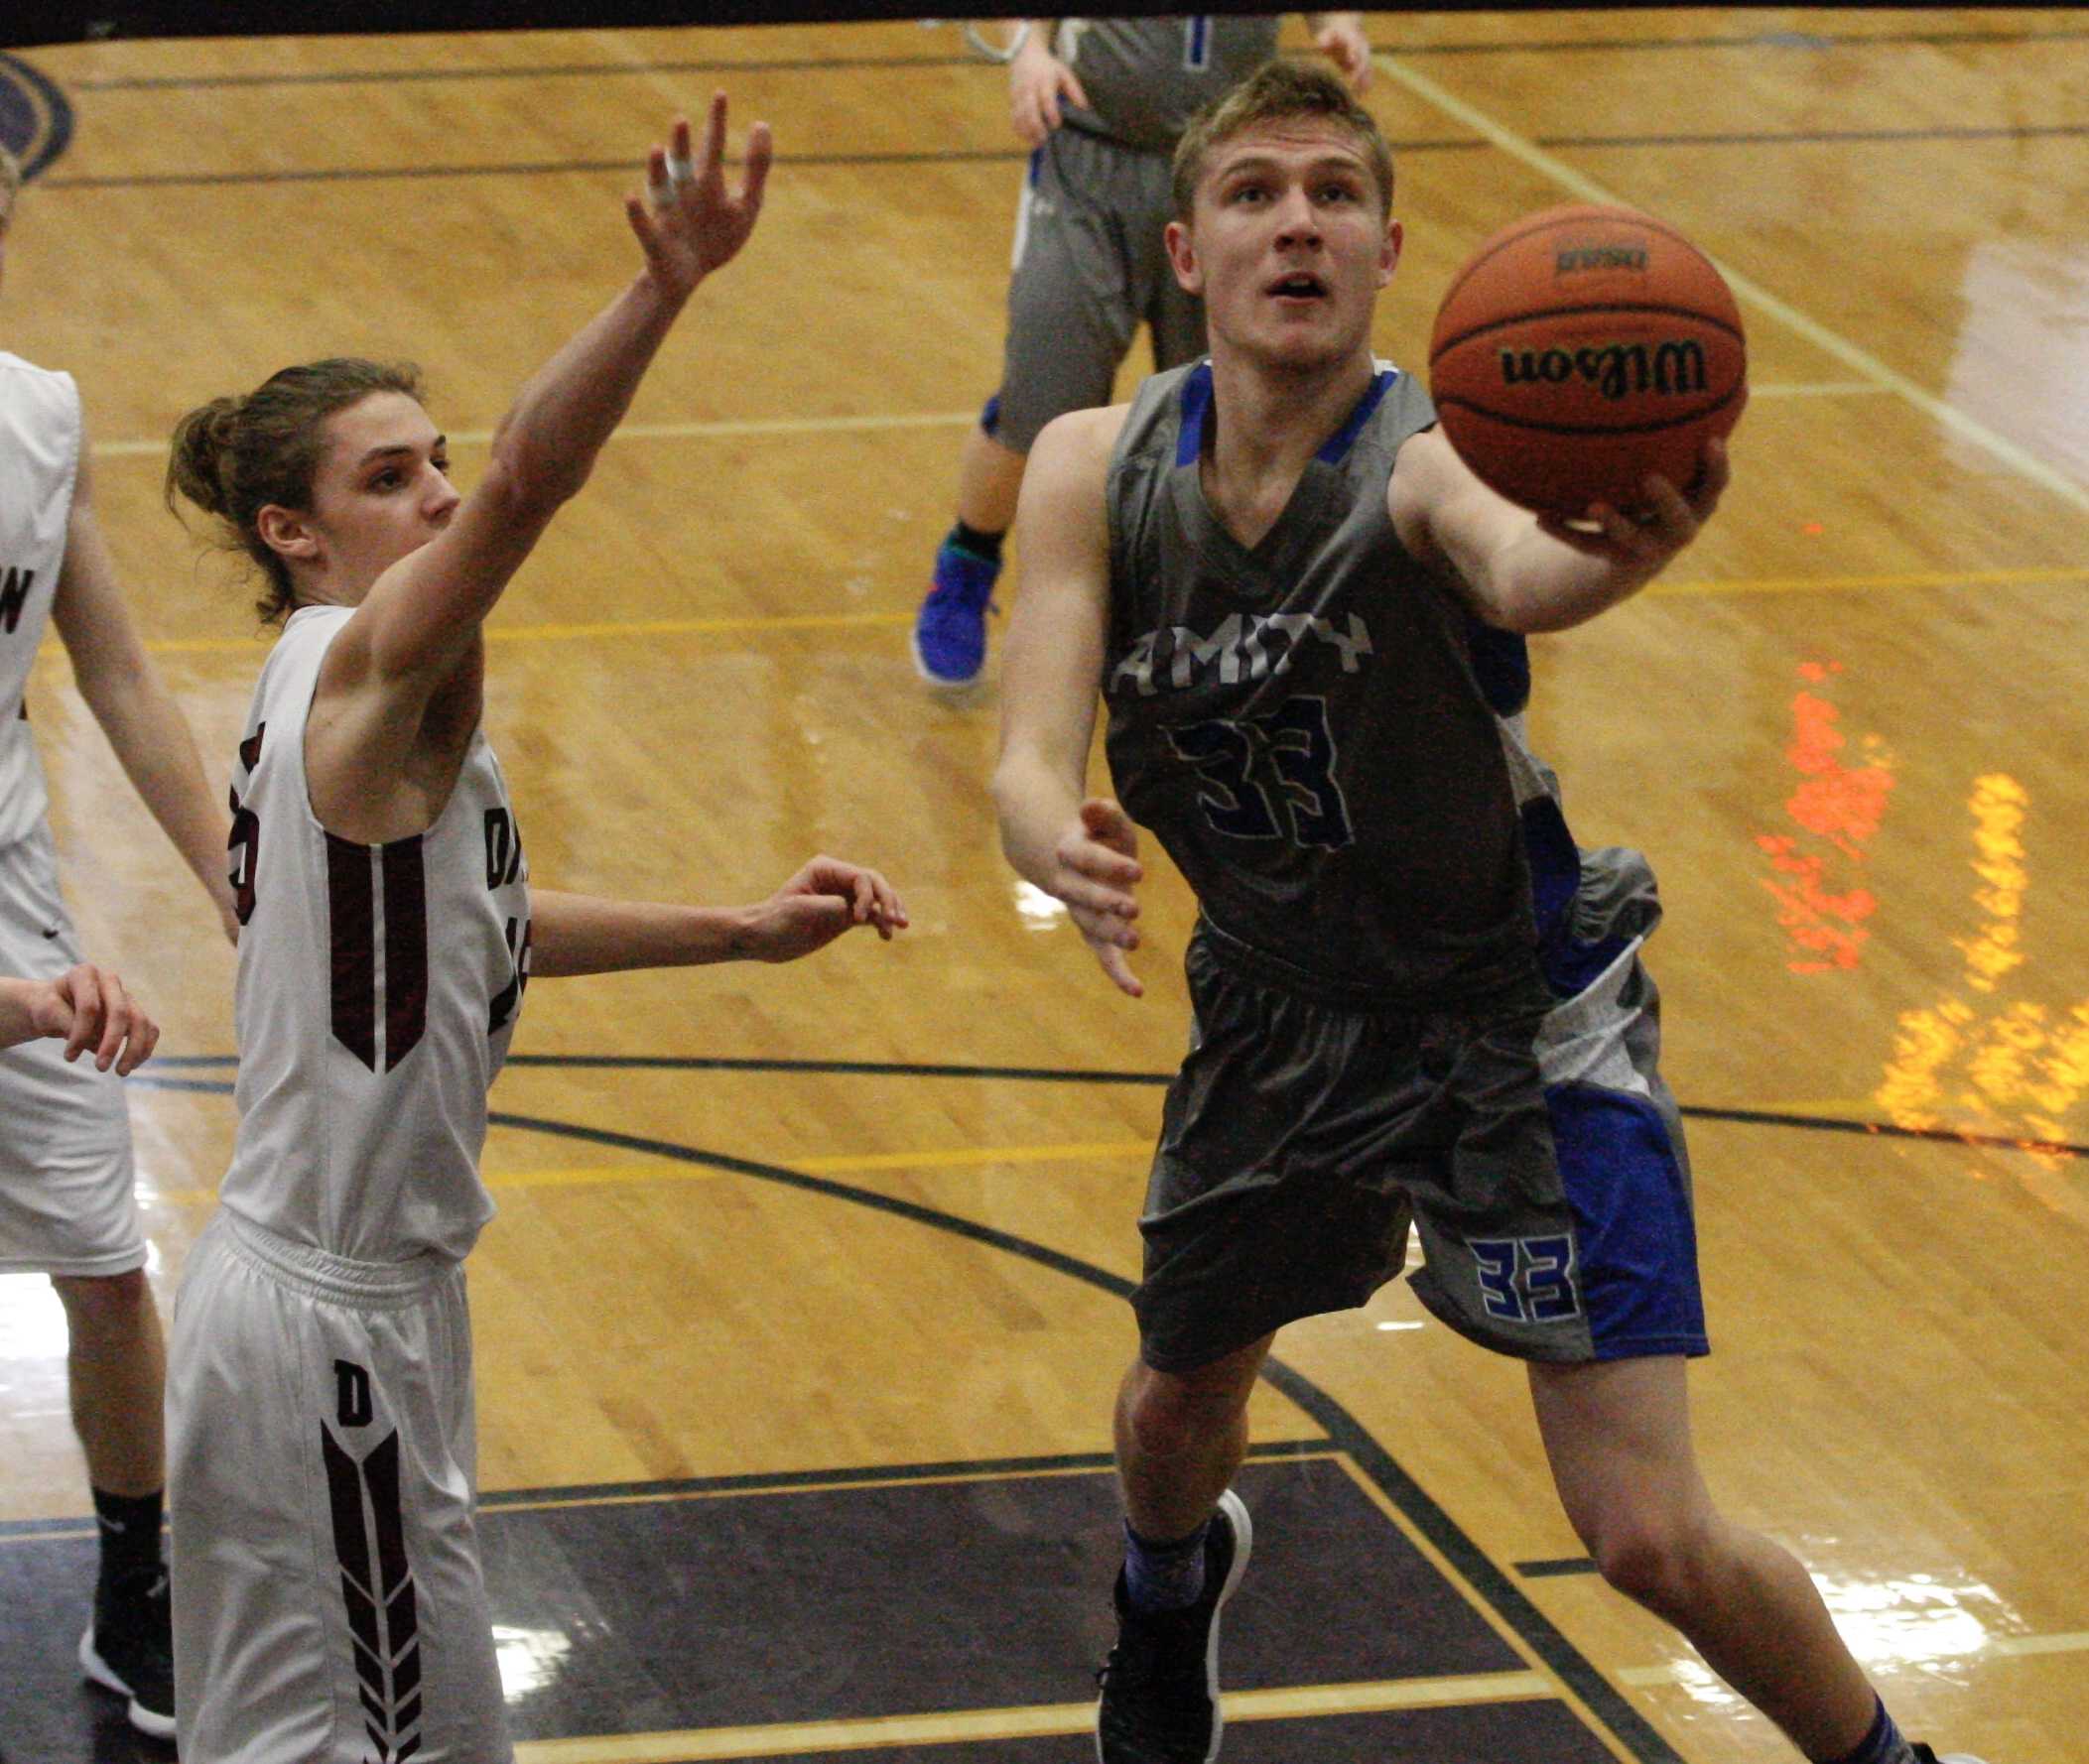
left=1132, top=919, right=1710, bottom=1374
left=169, top=1209, right=510, bottom=1764
left=985, top=124, right=1207, bottom=455
left=0, top=820, right=142, bottom=1277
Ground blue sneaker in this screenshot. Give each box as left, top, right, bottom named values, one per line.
left=912, top=540, right=1000, bottom=690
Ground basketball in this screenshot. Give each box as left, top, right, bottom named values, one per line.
left=1427, top=203, right=1747, bottom=517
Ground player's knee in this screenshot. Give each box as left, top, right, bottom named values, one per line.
left=1589, top=1511, right=1715, bottom=1615
left=1123, top=1361, right=1253, bottom=1453
left=52, top=1266, right=153, bottom=1327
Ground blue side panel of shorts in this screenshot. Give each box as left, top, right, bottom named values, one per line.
left=980, top=393, right=1002, bottom=438
left=1546, top=1081, right=1709, bottom=1358
left=1521, top=797, right=1631, bottom=998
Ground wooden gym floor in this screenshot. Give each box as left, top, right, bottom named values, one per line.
left=0, top=10, right=2083, bottom=1762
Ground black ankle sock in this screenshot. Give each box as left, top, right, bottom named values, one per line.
left=91, top=1487, right=165, bottom=1588
left=947, top=520, right=1006, bottom=565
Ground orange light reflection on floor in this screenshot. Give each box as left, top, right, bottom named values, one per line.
left=1754, top=662, right=1895, bottom=973
left=1876, top=774, right=2089, bottom=1183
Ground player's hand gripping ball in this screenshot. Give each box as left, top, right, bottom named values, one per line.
left=1428, top=203, right=1747, bottom=517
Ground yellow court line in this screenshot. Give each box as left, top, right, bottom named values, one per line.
left=135, top=609, right=912, bottom=656
left=479, top=1140, right=1152, bottom=1192
left=140, top=1140, right=1158, bottom=1209
left=1617, top=1630, right=2089, bottom=1685
left=87, top=387, right=1876, bottom=462
left=1647, top=564, right=2089, bottom=599
left=90, top=411, right=982, bottom=459
left=1369, top=52, right=2089, bottom=519
left=510, top=1673, right=1556, bottom=1762
left=115, top=562, right=2089, bottom=658
left=488, top=1454, right=1350, bottom=1519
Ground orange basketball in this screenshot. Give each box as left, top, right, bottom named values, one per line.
left=1428, top=203, right=1747, bottom=517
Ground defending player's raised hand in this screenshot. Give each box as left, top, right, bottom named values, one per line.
left=625, top=92, right=773, bottom=300
left=743, top=856, right=909, bottom=961
left=1008, top=33, right=1091, bottom=145
left=1050, top=798, right=1144, bottom=998
left=1313, top=16, right=1374, bottom=92
left=32, top=964, right=160, bottom=1074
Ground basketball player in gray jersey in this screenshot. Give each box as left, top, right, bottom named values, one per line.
left=911, top=14, right=1370, bottom=690
left=162, top=98, right=903, bottom=1763
left=997, top=62, right=1985, bottom=1764
left=1, top=141, right=236, bottom=1741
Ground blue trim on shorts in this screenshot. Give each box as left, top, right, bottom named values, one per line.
left=1316, top=370, right=1396, bottom=464
left=1519, top=798, right=1630, bottom=997
left=979, top=393, right=1001, bottom=438
left=1546, top=1082, right=1708, bottom=1358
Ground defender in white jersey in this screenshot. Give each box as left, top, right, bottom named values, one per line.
left=995, top=63, right=1983, bottom=1764
left=911, top=13, right=1372, bottom=690
left=0, top=143, right=237, bottom=1741
left=162, top=100, right=905, bottom=1763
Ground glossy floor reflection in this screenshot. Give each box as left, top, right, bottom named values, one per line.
left=6, top=1450, right=1620, bottom=1763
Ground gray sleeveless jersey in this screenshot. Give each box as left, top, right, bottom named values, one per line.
left=1104, top=361, right=1540, bottom=999
left=1054, top=17, right=1282, bottom=153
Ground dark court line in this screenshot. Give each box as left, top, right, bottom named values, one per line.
left=32, top=119, right=2081, bottom=193
left=0, top=1439, right=1336, bottom=1537
left=46, top=24, right=2089, bottom=93
left=67, top=52, right=978, bottom=90
left=1518, top=1557, right=1603, bottom=1577
left=488, top=1110, right=1684, bottom=1764
left=128, top=1062, right=2089, bottom=1161
left=1547, top=122, right=2089, bottom=151
left=479, top=1437, right=1334, bottom=1512
left=0, top=52, right=74, bottom=180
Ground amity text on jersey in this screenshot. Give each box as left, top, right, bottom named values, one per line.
left=1110, top=610, right=1373, bottom=696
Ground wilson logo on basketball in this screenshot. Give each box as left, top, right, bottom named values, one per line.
left=1498, top=339, right=1709, bottom=400
left=1554, top=246, right=1647, bottom=274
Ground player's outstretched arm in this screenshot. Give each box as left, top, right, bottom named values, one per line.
left=55, top=435, right=239, bottom=944
left=1304, top=13, right=1373, bottom=91
left=528, top=860, right=906, bottom=978
left=1390, top=426, right=1729, bottom=634
left=333, top=95, right=771, bottom=704
left=991, top=407, right=1146, bottom=999
left=0, top=966, right=159, bottom=1073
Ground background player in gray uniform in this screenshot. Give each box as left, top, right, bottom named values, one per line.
left=910, top=14, right=1370, bottom=690
left=995, top=62, right=1985, bottom=1764
left=162, top=98, right=904, bottom=1762
left=0, top=141, right=237, bottom=1740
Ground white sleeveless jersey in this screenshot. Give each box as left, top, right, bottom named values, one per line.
left=221, top=605, right=531, bottom=1263
left=0, top=352, right=81, bottom=849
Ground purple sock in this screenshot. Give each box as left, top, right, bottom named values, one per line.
left=1814, top=1697, right=1916, bottom=1764
left=1123, top=1518, right=1209, bottom=1612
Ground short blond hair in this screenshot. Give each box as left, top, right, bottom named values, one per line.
left=1172, top=60, right=1394, bottom=222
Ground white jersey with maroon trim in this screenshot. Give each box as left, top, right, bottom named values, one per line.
left=221, top=604, right=531, bottom=1264
left=0, top=351, right=81, bottom=849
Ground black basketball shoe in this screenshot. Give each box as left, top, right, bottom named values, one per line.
left=79, top=1566, right=176, bottom=1740
left=1095, top=1489, right=1253, bottom=1764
